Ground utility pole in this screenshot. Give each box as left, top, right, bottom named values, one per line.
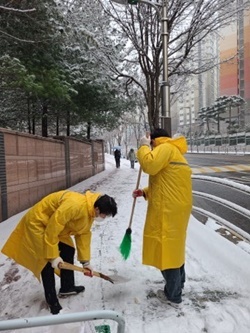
left=161, top=1, right=171, bottom=135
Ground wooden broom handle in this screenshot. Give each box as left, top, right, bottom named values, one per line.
left=127, top=132, right=150, bottom=229
left=128, top=167, right=142, bottom=229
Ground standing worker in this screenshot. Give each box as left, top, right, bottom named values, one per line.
left=114, top=148, right=121, bottom=168
left=1, top=190, right=117, bottom=315
left=127, top=148, right=136, bottom=169
left=133, top=128, right=192, bottom=306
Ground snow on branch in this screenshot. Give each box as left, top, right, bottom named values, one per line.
left=0, top=6, right=36, bottom=13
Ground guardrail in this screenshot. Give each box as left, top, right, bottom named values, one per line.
left=0, top=310, right=125, bottom=333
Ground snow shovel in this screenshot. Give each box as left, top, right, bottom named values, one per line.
left=59, top=262, right=114, bottom=284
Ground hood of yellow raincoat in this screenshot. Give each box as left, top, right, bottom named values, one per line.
left=154, top=136, right=188, bottom=154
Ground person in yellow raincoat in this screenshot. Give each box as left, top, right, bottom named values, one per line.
left=133, top=128, right=192, bottom=306
left=1, top=190, right=117, bottom=314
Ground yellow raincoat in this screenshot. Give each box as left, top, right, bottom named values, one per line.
left=1, top=190, right=101, bottom=280
left=137, top=136, right=192, bottom=270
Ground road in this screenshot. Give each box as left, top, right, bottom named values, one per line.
left=185, top=153, right=250, bottom=243
left=186, top=153, right=250, bottom=186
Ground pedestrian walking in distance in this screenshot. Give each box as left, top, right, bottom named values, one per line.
left=127, top=148, right=136, bottom=169
left=133, top=128, right=192, bottom=306
left=1, top=190, right=117, bottom=315
left=114, top=148, right=121, bottom=168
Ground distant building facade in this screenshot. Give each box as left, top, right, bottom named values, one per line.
left=172, top=32, right=219, bottom=136
left=172, top=5, right=250, bottom=136
left=220, top=6, right=250, bottom=129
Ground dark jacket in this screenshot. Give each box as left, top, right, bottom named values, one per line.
left=114, top=149, right=121, bottom=160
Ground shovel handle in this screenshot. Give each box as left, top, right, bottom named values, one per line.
left=59, top=262, right=114, bottom=284
left=59, top=261, right=94, bottom=275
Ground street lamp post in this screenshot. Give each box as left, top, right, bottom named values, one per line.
left=110, top=0, right=171, bottom=135
left=161, top=1, right=171, bottom=135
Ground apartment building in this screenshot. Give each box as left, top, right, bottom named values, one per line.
left=220, top=5, right=250, bottom=129
left=172, top=5, right=250, bottom=136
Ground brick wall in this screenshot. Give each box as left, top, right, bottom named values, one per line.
left=0, top=128, right=104, bottom=222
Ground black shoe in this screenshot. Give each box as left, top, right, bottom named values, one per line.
left=58, top=285, right=85, bottom=297
left=49, top=301, right=62, bottom=315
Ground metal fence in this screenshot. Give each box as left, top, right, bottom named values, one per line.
left=187, top=132, right=250, bottom=154
left=0, top=310, right=125, bottom=333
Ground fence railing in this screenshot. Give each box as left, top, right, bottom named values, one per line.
left=187, top=131, right=250, bottom=154
left=0, top=310, right=125, bottom=333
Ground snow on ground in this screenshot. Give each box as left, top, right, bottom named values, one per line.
left=0, top=154, right=250, bottom=333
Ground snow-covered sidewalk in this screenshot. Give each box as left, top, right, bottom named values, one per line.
left=0, top=154, right=250, bottom=333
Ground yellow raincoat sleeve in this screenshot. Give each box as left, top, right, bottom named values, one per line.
left=137, top=145, right=171, bottom=175
left=142, top=187, right=149, bottom=200
left=74, top=233, right=91, bottom=262
left=43, top=201, right=80, bottom=259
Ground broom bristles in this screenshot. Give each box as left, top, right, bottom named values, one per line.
left=119, top=228, right=132, bottom=260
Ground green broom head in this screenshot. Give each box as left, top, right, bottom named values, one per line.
left=119, top=228, right=132, bottom=260
left=95, top=325, right=111, bottom=333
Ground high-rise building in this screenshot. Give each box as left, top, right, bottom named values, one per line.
left=220, top=6, right=250, bottom=129
left=172, top=32, right=219, bottom=136
left=172, top=4, right=250, bottom=135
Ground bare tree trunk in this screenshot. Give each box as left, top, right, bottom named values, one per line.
left=228, top=104, right=232, bottom=130
left=32, top=113, right=35, bottom=135
left=66, top=109, right=70, bottom=136
left=87, top=122, right=91, bottom=139
left=217, top=113, right=220, bottom=133
left=27, top=97, right=31, bottom=134
left=42, top=104, right=48, bottom=137
left=206, top=119, right=210, bottom=133
left=56, top=115, right=59, bottom=136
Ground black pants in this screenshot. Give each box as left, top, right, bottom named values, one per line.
left=115, top=158, right=120, bottom=168
left=41, top=242, right=75, bottom=305
left=161, top=264, right=185, bottom=303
